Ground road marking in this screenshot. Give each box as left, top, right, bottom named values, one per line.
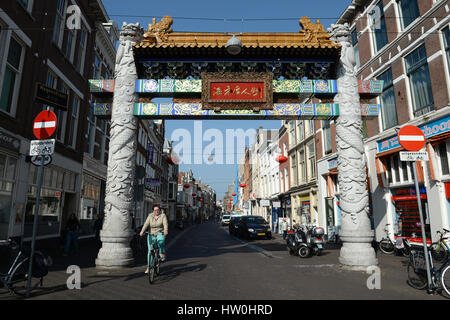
left=293, top=264, right=336, bottom=268
left=222, top=229, right=282, bottom=259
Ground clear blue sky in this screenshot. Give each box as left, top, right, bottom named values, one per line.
left=102, top=0, right=352, bottom=200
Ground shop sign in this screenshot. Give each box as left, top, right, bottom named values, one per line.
left=0, top=128, right=20, bottom=152
left=272, top=201, right=281, bottom=208
left=377, top=115, right=450, bottom=153
left=35, top=83, right=68, bottom=110
left=260, top=199, right=270, bottom=207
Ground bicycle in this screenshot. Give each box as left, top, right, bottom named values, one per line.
left=430, top=229, right=450, bottom=263
left=378, top=224, right=410, bottom=257
left=0, top=238, right=49, bottom=296
left=407, top=243, right=450, bottom=296
left=146, top=232, right=162, bottom=284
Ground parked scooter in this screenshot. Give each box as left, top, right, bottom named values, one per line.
left=286, top=225, right=311, bottom=258
left=286, top=225, right=324, bottom=258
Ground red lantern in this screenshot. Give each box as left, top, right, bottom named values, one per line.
left=232, top=193, right=236, bottom=196
left=192, top=193, right=197, bottom=197
left=275, top=155, right=288, bottom=163
left=200, top=198, right=203, bottom=202
left=184, top=184, right=190, bottom=188
left=240, top=183, right=246, bottom=188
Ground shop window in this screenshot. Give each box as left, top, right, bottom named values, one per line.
left=370, top=1, right=389, bottom=53
left=405, top=45, right=434, bottom=117
left=0, top=155, right=17, bottom=240
left=398, top=0, right=420, bottom=30
left=377, top=68, right=398, bottom=130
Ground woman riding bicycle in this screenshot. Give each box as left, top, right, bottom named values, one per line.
left=140, top=204, right=168, bottom=274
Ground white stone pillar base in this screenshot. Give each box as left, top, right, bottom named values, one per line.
left=95, top=230, right=135, bottom=268
left=338, top=230, right=378, bottom=267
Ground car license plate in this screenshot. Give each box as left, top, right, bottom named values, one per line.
left=257, top=233, right=265, bottom=236
left=317, top=244, right=323, bottom=249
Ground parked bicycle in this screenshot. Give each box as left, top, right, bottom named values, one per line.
left=407, top=243, right=450, bottom=296
left=147, top=232, right=162, bottom=284
left=379, top=224, right=410, bottom=257
left=430, top=229, right=450, bottom=263
left=0, top=238, right=52, bottom=296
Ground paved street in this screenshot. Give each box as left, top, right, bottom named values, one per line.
left=0, top=221, right=446, bottom=300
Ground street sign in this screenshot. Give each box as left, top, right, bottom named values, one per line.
left=398, top=125, right=425, bottom=151
left=33, top=110, right=57, bottom=140
left=29, top=139, right=55, bottom=156
left=30, top=155, right=52, bottom=166
left=400, top=151, right=429, bottom=162
left=35, top=83, right=68, bottom=110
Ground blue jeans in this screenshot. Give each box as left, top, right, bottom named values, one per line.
left=147, top=233, right=165, bottom=266
left=65, top=231, right=79, bottom=255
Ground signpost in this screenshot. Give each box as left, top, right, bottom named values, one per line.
left=35, top=83, right=68, bottom=110
left=26, top=112, right=57, bottom=298
left=398, top=125, right=432, bottom=292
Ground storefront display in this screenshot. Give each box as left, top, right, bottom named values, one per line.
left=0, top=154, right=17, bottom=240
left=391, top=185, right=430, bottom=239
left=80, top=174, right=102, bottom=236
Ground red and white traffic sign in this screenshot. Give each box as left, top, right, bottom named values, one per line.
left=398, top=125, right=425, bottom=152
left=33, top=110, right=57, bottom=140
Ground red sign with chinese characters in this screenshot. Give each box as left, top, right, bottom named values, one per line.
left=210, top=82, right=265, bottom=101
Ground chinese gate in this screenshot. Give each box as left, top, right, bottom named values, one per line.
left=92, top=16, right=382, bottom=268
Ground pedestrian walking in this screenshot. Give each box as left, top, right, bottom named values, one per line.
left=93, top=214, right=103, bottom=246
left=64, top=213, right=81, bottom=256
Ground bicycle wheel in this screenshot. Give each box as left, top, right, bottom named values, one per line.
left=148, top=251, right=155, bottom=284
left=440, top=262, right=450, bottom=297
left=8, top=259, right=38, bottom=296
left=407, top=256, right=428, bottom=290
left=379, top=239, right=395, bottom=254
left=402, top=245, right=411, bottom=257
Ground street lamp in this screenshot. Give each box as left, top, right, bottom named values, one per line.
left=226, top=34, right=242, bottom=55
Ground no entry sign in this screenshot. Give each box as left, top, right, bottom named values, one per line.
left=398, top=125, right=425, bottom=152
left=33, top=110, right=57, bottom=140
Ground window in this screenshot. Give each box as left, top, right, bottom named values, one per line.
left=378, top=68, right=398, bottom=130
left=371, top=1, right=389, bottom=52
left=284, top=168, right=288, bottom=191
left=308, top=143, right=316, bottom=180
left=405, top=45, right=434, bottom=117
left=75, top=27, right=87, bottom=75
left=322, top=121, right=332, bottom=154
left=67, top=95, right=79, bottom=147
left=0, top=154, right=17, bottom=240
left=283, top=142, right=288, bottom=156
left=0, top=37, right=24, bottom=115
left=351, top=28, right=360, bottom=69
left=382, top=154, right=413, bottom=185
left=17, top=0, right=33, bottom=12
left=297, top=121, right=304, bottom=142
left=55, top=84, right=68, bottom=142
left=291, top=153, right=297, bottom=186
left=299, top=148, right=306, bottom=184
left=289, top=121, right=296, bottom=145
left=398, top=0, right=420, bottom=30
left=443, top=26, right=450, bottom=72
left=52, top=0, right=66, bottom=47
left=85, top=102, right=95, bottom=154
left=307, top=120, right=314, bottom=136
left=64, top=29, right=76, bottom=62
left=93, top=54, right=101, bottom=79
left=438, top=141, right=450, bottom=177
